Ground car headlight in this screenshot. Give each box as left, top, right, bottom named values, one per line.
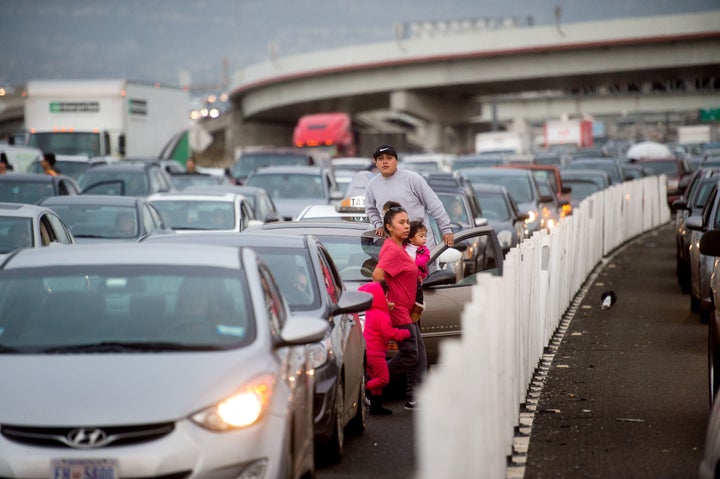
left=306, top=334, right=332, bottom=369
left=191, top=374, right=276, bottom=431
left=525, top=210, right=537, bottom=224
left=497, top=229, right=513, bottom=249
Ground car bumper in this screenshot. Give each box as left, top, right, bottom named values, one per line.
left=312, top=361, right=340, bottom=442
left=0, top=416, right=292, bottom=479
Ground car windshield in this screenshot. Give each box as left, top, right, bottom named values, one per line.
left=0, top=180, right=55, bottom=204
left=78, top=171, right=149, bottom=196
left=49, top=204, right=139, bottom=239
left=638, top=160, right=679, bottom=176
left=27, top=160, right=90, bottom=179
left=0, top=265, right=255, bottom=352
left=247, top=173, right=324, bottom=199
left=170, top=174, right=224, bottom=190
left=464, top=173, right=533, bottom=203
left=0, top=217, right=34, bottom=252
left=476, top=194, right=512, bottom=221
left=438, top=193, right=471, bottom=226
left=27, top=132, right=100, bottom=157
left=564, top=181, right=599, bottom=203
left=231, top=153, right=309, bottom=178
left=150, top=200, right=235, bottom=231
left=312, top=234, right=384, bottom=282
left=566, top=161, right=620, bottom=182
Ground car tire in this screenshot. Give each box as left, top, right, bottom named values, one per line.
left=346, top=373, right=368, bottom=436
left=319, top=379, right=344, bottom=464
left=692, top=295, right=701, bottom=313
left=710, top=317, right=720, bottom=406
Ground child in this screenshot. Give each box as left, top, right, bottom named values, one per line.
left=405, top=220, right=430, bottom=321
left=359, top=280, right=411, bottom=415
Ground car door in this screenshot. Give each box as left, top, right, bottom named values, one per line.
left=419, top=226, right=504, bottom=364
left=318, top=245, right=364, bottom=417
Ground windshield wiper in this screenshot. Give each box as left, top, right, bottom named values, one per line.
left=41, top=341, right=228, bottom=353
left=0, top=345, right=21, bottom=353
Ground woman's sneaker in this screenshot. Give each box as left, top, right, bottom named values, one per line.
left=404, top=400, right=417, bottom=410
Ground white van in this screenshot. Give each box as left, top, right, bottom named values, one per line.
left=0, top=145, right=43, bottom=173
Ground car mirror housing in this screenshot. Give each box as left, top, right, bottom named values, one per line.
left=685, top=215, right=704, bottom=232
left=423, top=269, right=457, bottom=288
left=700, top=230, right=720, bottom=256
left=330, top=290, right=373, bottom=315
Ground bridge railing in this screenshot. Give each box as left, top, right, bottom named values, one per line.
left=417, top=175, right=670, bottom=478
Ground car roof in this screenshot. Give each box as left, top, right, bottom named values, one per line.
left=0, top=202, right=56, bottom=217
left=472, top=184, right=509, bottom=195
left=0, top=173, right=60, bottom=182
left=252, top=165, right=325, bottom=175
left=81, top=162, right=156, bottom=172
left=142, top=231, right=308, bottom=249
left=147, top=192, right=245, bottom=202
left=0, top=243, right=243, bottom=270
left=251, top=220, right=373, bottom=236
left=39, top=194, right=141, bottom=206
left=183, top=185, right=263, bottom=196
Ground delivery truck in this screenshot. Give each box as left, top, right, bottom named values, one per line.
left=544, top=119, right=593, bottom=148
left=24, top=79, right=189, bottom=159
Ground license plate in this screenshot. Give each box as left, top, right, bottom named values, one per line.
left=51, top=459, right=118, bottom=479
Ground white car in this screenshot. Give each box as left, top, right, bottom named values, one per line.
left=0, top=243, right=328, bottom=479
left=0, top=202, right=75, bottom=258
left=148, top=191, right=262, bottom=233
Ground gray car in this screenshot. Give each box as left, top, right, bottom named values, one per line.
left=0, top=243, right=328, bottom=479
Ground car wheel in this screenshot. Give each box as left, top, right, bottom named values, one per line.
left=692, top=295, right=701, bottom=313
left=346, top=373, right=368, bottom=436
left=711, top=317, right=720, bottom=406
left=319, top=379, right=344, bottom=464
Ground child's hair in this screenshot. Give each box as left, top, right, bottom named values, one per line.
left=408, top=220, right=426, bottom=240
left=378, top=279, right=389, bottom=295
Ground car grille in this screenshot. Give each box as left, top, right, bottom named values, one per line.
left=0, top=473, right=190, bottom=479
left=0, top=422, right=174, bottom=449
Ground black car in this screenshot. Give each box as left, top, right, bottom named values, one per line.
left=0, top=173, right=80, bottom=204
left=142, top=231, right=371, bottom=463
left=229, top=148, right=315, bottom=184
left=472, top=183, right=528, bottom=255
left=76, top=160, right=174, bottom=196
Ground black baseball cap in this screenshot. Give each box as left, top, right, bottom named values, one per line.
left=373, top=145, right=397, bottom=160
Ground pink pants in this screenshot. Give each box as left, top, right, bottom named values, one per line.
left=366, top=353, right=389, bottom=395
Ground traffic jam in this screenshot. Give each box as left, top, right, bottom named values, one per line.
left=0, top=81, right=718, bottom=478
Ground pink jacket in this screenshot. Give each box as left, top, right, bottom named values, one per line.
left=359, top=281, right=411, bottom=357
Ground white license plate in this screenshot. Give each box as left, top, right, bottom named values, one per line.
left=51, top=459, right=118, bottom=479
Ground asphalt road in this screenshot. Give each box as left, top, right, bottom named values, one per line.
left=317, top=222, right=710, bottom=478
left=524, top=222, right=709, bottom=478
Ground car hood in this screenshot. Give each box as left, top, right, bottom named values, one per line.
left=0, top=349, right=275, bottom=426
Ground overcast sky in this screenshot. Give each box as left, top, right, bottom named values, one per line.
left=1, top=0, right=717, bottom=90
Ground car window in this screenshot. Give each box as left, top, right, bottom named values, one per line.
left=38, top=217, right=53, bottom=245
left=258, top=262, right=286, bottom=334
left=45, top=213, right=73, bottom=244
left=318, top=252, right=340, bottom=303
left=0, top=217, right=33, bottom=252
left=251, top=248, right=319, bottom=310
left=150, top=200, right=235, bottom=231
left=0, top=266, right=255, bottom=349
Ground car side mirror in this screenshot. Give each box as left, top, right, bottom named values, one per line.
left=685, top=215, right=704, bottom=232
left=671, top=199, right=688, bottom=212
left=700, top=230, right=720, bottom=256
left=423, top=269, right=457, bottom=288
left=539, top=194, right=554, bottom=203
left=474, top=216, right=488, bottom=227
left=264, top=211, right=281, bottom=223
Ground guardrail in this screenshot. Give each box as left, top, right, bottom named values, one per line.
left=418, top=175, right=670, bottom=477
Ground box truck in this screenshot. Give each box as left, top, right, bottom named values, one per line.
left=24, top=79, right=189, bottom=159
left=474, top=130, right=530, bottom=155
left=544, top=119, right=593, bottom=148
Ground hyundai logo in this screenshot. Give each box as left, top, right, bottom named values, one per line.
left=66, top=428, right=109, bottom=449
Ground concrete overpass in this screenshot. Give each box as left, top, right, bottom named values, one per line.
left=216, top=11, right=720, bottom=157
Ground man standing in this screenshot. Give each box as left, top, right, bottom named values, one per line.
left=365, top=144, right=454, bottom=248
